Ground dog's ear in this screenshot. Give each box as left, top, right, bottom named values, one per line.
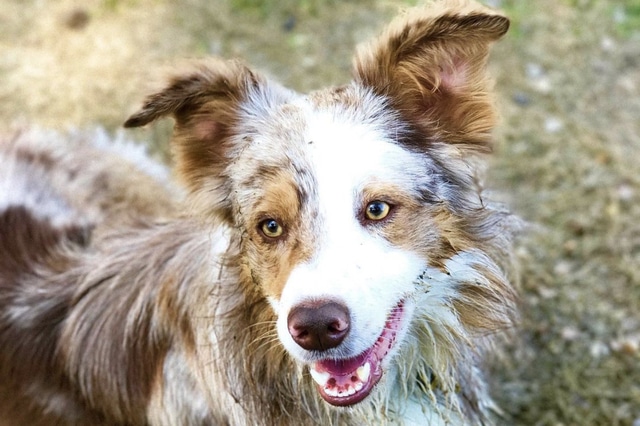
left=353, top=0, right=508, bottom=154
left=124, top=58, right=259, bottom=130
left=124, top=59, right=280, bottom=222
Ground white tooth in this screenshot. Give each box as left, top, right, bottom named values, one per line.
left=325, top=387, right=338, bottom=397
left=355, top=382, right=363, bottom=391
left=356, top=362, right=371, bottom=383
left=310, top=367, right=331, bottom=387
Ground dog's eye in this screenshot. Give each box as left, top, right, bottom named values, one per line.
left=260, top=219, right=284, bottom=238
left=365, top=201, right=391, bottom=221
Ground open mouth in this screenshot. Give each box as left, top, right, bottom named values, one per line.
left=308, top=301, right=405, bottom=406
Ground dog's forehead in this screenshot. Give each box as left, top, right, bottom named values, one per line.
left=235, top=85, right=427, bottom=192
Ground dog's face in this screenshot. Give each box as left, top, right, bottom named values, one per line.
left=230, top=89, right=439, bottom=405
left=126, top=0, right=515, bottom=408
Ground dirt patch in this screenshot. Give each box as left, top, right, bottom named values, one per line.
left=1, top=0, right=639, bottom=424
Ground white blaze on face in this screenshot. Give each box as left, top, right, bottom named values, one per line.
left=274, top=100, right=427, bottom=363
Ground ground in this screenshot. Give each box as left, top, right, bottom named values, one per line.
left=1, top=0, right=639, bottom=424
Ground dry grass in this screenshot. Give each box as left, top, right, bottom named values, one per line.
left=1, top=0, right=639, bottom=424
left=489, top=1, right=640, bottom=424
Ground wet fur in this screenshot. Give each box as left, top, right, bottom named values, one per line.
left=0, top=1, right=517, bottom=425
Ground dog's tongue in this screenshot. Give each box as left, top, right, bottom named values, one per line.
left=316, top=351, right=370, bottom=376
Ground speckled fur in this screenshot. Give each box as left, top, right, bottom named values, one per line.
left=0, top=1, right=518, bottom=425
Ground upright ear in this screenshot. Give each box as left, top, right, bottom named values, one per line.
left=124, top=59, right=276, bottom=222
left=353, top=0, right=509, bottom=154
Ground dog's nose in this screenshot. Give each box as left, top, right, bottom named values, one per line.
left=287, top=301, right=350, bottom=351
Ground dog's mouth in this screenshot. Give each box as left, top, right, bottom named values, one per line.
left=308, top=301, right=405, bottom=406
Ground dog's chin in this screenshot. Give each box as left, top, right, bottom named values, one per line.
left=308, top=301, right=406, bottom=407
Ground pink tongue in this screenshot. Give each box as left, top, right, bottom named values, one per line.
left=316, top=351, right=370, bottom=376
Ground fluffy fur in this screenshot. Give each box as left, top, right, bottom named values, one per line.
left=0, top=1, right=518, bottom=424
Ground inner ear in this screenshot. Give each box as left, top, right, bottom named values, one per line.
left=438, top=56, right=469, bottom=93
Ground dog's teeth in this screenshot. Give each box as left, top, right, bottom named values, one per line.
left=354, top=381, right=364, bottom=392
left=324, top=387, right=338, bottom=397
left=309, top=367, right=330, bottom=387
left=356, top=362, right=371, bottom=383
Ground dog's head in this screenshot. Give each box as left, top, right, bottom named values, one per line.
left=126, top=0, right=516, bottom=412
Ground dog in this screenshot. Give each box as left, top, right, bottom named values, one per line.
left=0, top=1, right=518, bottom=424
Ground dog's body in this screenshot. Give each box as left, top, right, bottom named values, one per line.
left=0, top=2, right=518, bottom=424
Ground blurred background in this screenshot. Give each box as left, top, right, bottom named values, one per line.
left=1, top=0, right=639, bottom=424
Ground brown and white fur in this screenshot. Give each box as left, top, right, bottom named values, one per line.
left=0, top=1, right=518, bottom=424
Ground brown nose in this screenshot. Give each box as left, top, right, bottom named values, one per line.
left=287, top=301, right=350, bottom=351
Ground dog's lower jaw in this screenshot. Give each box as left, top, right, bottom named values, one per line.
left=308, top=301, right=405, bottom=407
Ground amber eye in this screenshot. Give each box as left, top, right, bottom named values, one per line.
left=260, top=219, right=284, bottom=238
left=365, top=201, right=391, bottom=221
